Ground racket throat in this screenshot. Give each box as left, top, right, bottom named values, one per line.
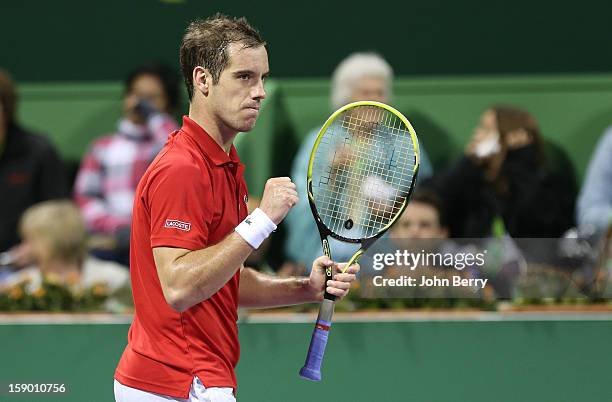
left=321, top=238, right=337, bottom=301
left=321, top=238, right=332, bottom=259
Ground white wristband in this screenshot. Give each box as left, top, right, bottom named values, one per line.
left=235, top=208, right=277, bottom=249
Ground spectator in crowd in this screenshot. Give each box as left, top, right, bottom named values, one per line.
left=427, top=105, right=574, bottom=238
left=359, top=190, right=494, bottom=299
left=390, top=190, right=449, bottom=240
left=0, top=200, right=129, bottom=293
left=0, top=69, right=68, bottom=265
left=577, top=127, right=612, bottom=237
left=284, top=52, right=433, bottom=274
left=376, top=190, right=450, bottom=274
left=73, top=63, right=180, bottom=264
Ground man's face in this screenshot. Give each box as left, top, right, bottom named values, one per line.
left=123, top=74, right=169, bottom=125
left=350, top=76, right=388, bottom=103
left=344, top=75, right=390, bottom=132
left=392, top=201, right=448, bottom=239
left=208, top=43, right=269, bottom=133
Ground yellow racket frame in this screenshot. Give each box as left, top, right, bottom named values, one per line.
left=306, top=100, right=421, bottom=272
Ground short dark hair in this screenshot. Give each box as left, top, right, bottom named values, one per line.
left=179, top=13, right=266, bottom=100
left=124, top=62, right=180, bottom=113
left=410, top=189, right=448, bottom=228
left=0, top=69, right=17, bottom=128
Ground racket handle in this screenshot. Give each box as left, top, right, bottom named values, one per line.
left=299, top=299, right=335, bottom=381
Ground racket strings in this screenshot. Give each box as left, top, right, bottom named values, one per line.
left=312, top=105, right=416, bottom=239
left=339, top=112, right=411, bottom=201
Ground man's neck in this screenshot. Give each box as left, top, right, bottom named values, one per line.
left=188, top=104, right=236, bottom=154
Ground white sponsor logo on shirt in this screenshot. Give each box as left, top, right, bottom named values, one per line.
left=164, top=219, right=191, bottom=232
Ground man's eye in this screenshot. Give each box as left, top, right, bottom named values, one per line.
left=239, top=74, right=250, bottom=80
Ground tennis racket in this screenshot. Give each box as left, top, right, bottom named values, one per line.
left=299, top=100, right=420, bottom=381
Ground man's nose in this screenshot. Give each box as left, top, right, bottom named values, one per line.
left=252, top=79, right=266, bottom=100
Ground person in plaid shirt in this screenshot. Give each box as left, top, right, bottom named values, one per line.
left=74, top=63, right=180, bottom=264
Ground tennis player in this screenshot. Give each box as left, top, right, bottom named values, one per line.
left=113, top=14, right=359, bottom=402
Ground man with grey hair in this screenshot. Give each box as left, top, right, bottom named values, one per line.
left=283, top=52, right=433, bottom=275
left=330, top=52, right=393, bottom=110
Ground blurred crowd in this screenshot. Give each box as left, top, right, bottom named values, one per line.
left=0, top=52, right=611, bottom=309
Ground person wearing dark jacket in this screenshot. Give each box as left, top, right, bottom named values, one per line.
left=428, top=105, right=574, bottom=238
left=0, top=70, right=68, bottom=261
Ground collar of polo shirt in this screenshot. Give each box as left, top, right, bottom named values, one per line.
left=181, top=116, right=243, bottom=168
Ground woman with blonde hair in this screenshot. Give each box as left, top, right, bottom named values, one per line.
left=1, top=200, right=129, bottom=292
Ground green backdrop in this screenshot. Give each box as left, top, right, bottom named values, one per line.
left=17, top=74, right=612, bottom=196
left=1, top=316, right=611, bottom=402
left=2, top=0, right=612, bottom=81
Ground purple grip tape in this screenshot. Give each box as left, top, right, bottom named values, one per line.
left=299, top=320, right=332, bottom=381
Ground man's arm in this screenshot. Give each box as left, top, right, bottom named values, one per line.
left=577, top=128, right=612, bottom=232
left=154, top=232, right=253, bottom=312
left=154, top=177, right=298, bottom=312
left=239, top=256, right=359, bottom=308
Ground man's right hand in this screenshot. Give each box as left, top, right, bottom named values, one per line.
left=134, top=99, right=158, bottom=121
left=124, top=96, right=158, bottom=125
left=259, top=177, right=298, bottom=225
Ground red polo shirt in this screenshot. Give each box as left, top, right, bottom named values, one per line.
left=115, top=116, right=248, bottom=398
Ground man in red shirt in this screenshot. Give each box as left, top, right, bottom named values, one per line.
left=114, top=14, right=359, bottom=402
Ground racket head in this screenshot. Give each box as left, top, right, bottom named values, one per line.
left=307, top=101, right=420, bottom=244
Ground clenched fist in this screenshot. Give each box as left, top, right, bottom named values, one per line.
left=259, top=177, right=299, bottom=225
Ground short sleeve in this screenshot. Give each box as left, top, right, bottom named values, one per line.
left=148, top=161, right=214, bottom=250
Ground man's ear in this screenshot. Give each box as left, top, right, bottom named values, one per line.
left=440, top=226, right=450, bottom=239
left=193, top=66, right=210, bottom=97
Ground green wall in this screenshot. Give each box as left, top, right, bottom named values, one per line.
left=1, top=318, right=611, bottom=401
left=2, top=0, right=612, bottom=81
left=18, top=75, right=612, bottom=196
